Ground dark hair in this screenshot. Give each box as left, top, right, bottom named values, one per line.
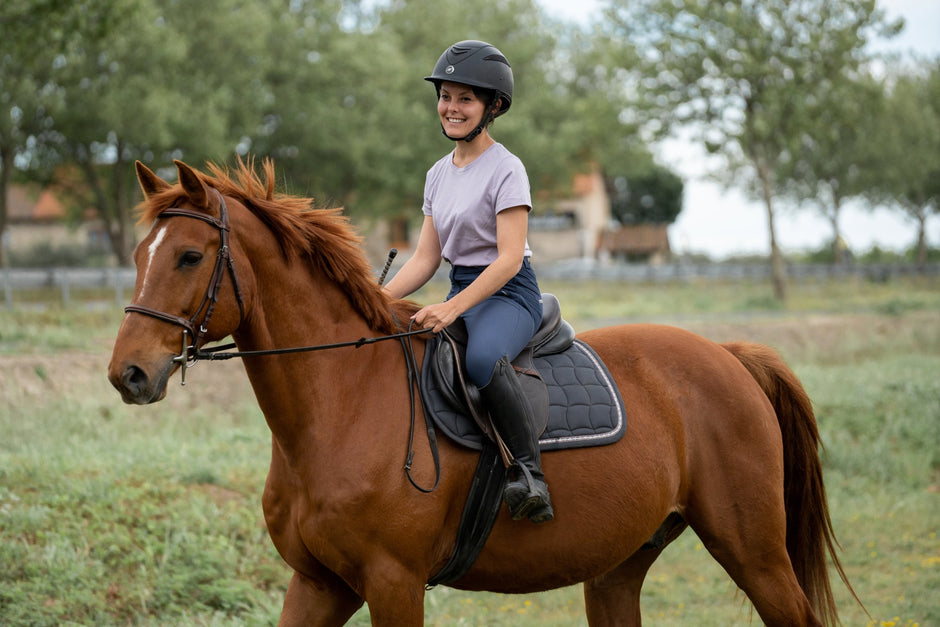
left=471, top=87, right=497, bottom=108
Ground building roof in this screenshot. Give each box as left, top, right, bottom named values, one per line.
left=7, top=185, right=67, bottom=222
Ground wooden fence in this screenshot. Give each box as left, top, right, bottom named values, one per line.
left=2, top=268, right=137, bottom=309
left=2, top=263, right=937, bottom=308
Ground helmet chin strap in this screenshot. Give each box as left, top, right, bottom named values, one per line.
left=441, top=100, right=502, bottom=143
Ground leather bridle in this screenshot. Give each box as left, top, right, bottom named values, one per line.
left=122, top=196, right=441, bottom=491
left=124, top=191, right=245, bottom=381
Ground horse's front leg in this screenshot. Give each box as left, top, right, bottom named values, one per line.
left=278, top=569, right=363, bottom=627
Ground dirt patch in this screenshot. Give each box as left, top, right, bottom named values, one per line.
left=0, top=349, right=254, bottom=413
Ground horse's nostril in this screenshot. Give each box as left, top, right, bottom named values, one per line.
left=122, top=365, right=148, bottom=393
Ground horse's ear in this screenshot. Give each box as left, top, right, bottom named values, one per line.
left=135, top=161, right=171, bottom=199
left=174, top=160, right=210, bottom=210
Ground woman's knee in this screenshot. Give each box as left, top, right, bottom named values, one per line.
left=465, top=346, right=501, bottom=388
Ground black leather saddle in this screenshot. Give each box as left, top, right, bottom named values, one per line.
left=420, top=294, right=626, bottom=452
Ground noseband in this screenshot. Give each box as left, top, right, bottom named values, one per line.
left=124, top=191, right=246, bottom=380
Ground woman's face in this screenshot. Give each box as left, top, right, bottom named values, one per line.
left=437, top=81, right=487, bottom=139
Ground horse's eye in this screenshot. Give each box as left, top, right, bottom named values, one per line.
left=179, top=251, right=203, bottom=268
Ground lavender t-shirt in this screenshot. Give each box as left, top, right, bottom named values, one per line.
left=422, top=142, right=532, bottom=266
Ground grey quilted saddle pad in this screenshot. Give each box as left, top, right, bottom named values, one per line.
left=423, top=339, right=627, bottom=452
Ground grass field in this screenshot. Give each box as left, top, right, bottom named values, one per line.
left=1, top=276, right=938, bottom=626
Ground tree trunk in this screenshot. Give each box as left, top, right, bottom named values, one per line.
left=915, top=212, right=927, bottom=270
left=0, top=148, right=11, bottom=268
left=80, top=158, right=132, bottom=265
left=109, top=152, right=134, bottom=266
left=830, top=194, right=844, bottom=265
left=757, top=162, right=787, bottom=301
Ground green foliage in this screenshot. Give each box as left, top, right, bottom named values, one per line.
left=599, top=0, right=905, bottom=298
left=778, top=69, right=887, bottom=264
left=864, top=58, right=940, bottom=264
left=2, top=0, right=656, bottom=266
left=3, top=0, right=936, bottom=274
left=608, top=164, right=683, bottom=225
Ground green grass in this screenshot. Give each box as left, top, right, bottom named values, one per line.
left=1, top=277, right=938, bottom=625
left=0, top=308, right=125, bottom=355
left=0, top=373, right=283, bottom=626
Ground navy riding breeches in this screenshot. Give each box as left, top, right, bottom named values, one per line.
left=447, top=258, right=543, bottom=387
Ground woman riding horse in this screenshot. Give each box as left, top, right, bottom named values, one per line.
left=385, top=40, right=552, bottom=524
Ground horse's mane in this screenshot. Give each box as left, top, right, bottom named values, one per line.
left=139, top=157, right=415, bottom=334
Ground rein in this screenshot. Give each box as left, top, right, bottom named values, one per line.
left=189, top=326, right=431, bottom=361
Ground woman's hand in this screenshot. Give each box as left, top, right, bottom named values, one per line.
left=412, top=300, right=462, bottom=334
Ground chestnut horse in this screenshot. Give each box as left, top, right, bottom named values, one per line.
left=109, top=158, right=858, bottom=626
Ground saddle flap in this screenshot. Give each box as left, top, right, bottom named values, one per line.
left=429, top=330, right=493, bottom=439
left=430, top=326, right=548, bottom=443
left=422, top=292, right=574, bottom=446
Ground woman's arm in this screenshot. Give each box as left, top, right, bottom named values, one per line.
left=384, top=216, right=443, bottom=299
left=412, top=206, right=529, bottom=333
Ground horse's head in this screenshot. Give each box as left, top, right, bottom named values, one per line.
left=109, top=160, right=248, bottom=404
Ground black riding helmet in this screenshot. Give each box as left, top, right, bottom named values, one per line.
left=425, top=40, right=513, bottom=142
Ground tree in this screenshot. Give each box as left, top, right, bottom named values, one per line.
left=45, top=0, right=275, bottom=264
left=608, top=164, right=683, bottom=225
left=868, top=58, right=940, bottom=267
left=602, top=0, right=900, bottom=299
left=0, top=0, right=119, bottom=266
left=779, top=69, right=886, bottom=264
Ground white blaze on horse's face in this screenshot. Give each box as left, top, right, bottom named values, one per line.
left=138, top=224, right=169, bottom=302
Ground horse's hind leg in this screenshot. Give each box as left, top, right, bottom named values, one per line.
left=688, top=481, right=820, bottom=625
left=583, top=547, right=664, bottom=627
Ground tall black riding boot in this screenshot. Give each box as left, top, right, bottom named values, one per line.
left=479, top=357, right=554, bottom=523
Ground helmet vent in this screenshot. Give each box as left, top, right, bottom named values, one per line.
left=483, top=54, right=510, bottom=67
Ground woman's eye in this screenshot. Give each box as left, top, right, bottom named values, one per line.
left=179, top=251, right=203, bottom=268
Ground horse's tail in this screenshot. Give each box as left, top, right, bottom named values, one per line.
left=722, top=341, right=863, bottom=626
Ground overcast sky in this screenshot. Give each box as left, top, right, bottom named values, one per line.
left=535, top=0, right=940, bottom=257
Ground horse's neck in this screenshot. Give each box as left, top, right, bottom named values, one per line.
left=233, top=267, right=388, bottom=462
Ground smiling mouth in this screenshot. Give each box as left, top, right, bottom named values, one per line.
left=446, top=117, right=466, bottom=124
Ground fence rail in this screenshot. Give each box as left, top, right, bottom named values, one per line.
left=535, top=260, right=940, bottom=282
left=2, top=268, right=137, bottom=309
left=2, top=263, right=938, bottom=308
